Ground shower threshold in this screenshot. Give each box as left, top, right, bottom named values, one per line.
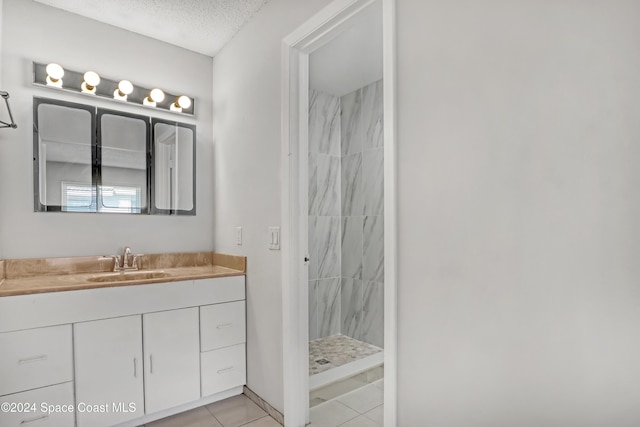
left=309, top=334, right=383, bottom=390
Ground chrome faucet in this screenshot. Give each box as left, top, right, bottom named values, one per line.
left=123, top=246, right=133, bottom=269
left=103, top=246, right=140, bottom=272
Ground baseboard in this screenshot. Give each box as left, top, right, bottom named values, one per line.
left=114, top=386, right=243, bottom=427
left=243, top=386, right=284, bottom=425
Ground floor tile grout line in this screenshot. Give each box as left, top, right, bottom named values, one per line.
left=335, top=410, right=366, bottom=427
left=338, top=400, right=377, bottom=416
left=361, top=404, right=383, bottom=424
left=238, top=414, right=271, bottom=426
left=334, top=383, right=384, bottom=414
left=341, top=413, right=383, bottom=427
left=204, top=403, right=225, bottom=426
left=313, top=400, right=361, bottom=426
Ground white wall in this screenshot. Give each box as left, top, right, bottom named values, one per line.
left=0, top=0, right=213, bottom=258
left=309, top=0, right=382, bottom=97
left=211, top=0, right=333, bottom=412
left=397, top=1, right=640, bottom=425
left=0, top=0, right=4, bottom=259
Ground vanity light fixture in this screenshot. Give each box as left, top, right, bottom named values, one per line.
left=143, top=88, right=165, bottom=107
left=34, top=62, right=194, bottom=115
left=45, top=63, right=64, bottom=87
left=81, top=71, right=100, bottom=94
left=113, top=80, right=134, bottom=101
left=170, top=95, right=191, bottom=112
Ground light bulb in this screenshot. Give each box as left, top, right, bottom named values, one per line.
left=170, top=95, right=191, bottom=112
left=81, top=71, right=100, bottom=94
left=113, top=80, right=134, bottom=100
left=118, top=80, right=133, bottom=95
left=177, top=95, right=191, bottom=109
left=143, top=88, right=165, bottom=107
left=45, top=63, right=64, bottom=87
left=150, top=88, right=165, bottom=103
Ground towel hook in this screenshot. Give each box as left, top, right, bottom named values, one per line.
left=0, top=91, right=17, bottom=129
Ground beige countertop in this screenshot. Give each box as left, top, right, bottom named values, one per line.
left=0, top=252, right=246, bottom=297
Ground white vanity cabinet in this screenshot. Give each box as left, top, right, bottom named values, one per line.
left=200, top=300, right=246, bottom=351
left=0, top=325, right=75, bottom=427
left=0, top=383, right=75, bottom=427
left=143, top=308, right=200, bottom=413
left=200, top=301, right=247, bottom=396
left=74, top=315, right=144, bottom=427
left=0, top=275, right=247, bottom=427
left=74, top=308, right=201, bottom=426
left=0, top=324, right=73, bottom=396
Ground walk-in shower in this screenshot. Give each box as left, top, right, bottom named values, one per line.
left=307, top=2, right=384, bottom=395
left=308, top=79, right=384, bottom=389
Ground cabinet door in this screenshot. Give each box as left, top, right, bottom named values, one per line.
left=143, top=307, right=200, bottom=413
left=74, top=315, right=144, bottom=427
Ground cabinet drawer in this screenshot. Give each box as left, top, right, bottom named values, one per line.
left=200, top=301, right=246, bottom=352
left=0, top=325, right=73, bottom=396
left=0, top=382, right=74, bottom=427
left=201, top=344, right=246, bottom=397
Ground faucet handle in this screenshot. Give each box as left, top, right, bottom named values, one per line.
left=100, top=256, right=117, bottom=272
left=132, top=254, right=143, bottom=270
left=112, top=255, right=122, bottom=271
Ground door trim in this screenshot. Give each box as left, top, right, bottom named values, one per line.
left=281, top=0, right=397, bottom=425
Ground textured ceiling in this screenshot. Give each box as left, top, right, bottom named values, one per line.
left=33, top=0, right=268, bottom=57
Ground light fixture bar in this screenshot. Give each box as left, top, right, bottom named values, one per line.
left=32, top=62, right=195, bottom=116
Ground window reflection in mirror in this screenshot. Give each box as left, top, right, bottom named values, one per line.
left=152, top=121, right=195, bottom=215
left=34, top=100, right=95, bottom=211
left=98, top=111, right=149, bottom=213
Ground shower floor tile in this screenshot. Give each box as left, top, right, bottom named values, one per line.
left=309, top=334, right=382, bottom=376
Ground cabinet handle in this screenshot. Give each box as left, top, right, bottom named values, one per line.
left=20, top=415, right=48, bottom=425
left=133, top=357, right=138, bottom=378
left=217, top=366, right=235, bottom=374
left=217, top=323, right=233, bottom=329
left=149, top=354, right=154, bottom=374
left=18, top=354, right=48, bottom=364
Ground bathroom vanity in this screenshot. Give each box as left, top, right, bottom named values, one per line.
left=0, top=252, right=246, bottom=427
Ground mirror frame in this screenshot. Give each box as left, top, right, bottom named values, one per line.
left=33, top=97, right=196, bottom=216
left=150, top=118, right=197, bottom=216
left=33, top=97, right=97, bottom=212
left=97, top=108, right=151, bottom=215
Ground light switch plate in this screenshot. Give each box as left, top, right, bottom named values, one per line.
left=236, top=227, right=242, bottom=245
left=268, top=226, right=280, bottom=250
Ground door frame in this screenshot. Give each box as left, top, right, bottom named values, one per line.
left=281, top=0, right=397, bottom=425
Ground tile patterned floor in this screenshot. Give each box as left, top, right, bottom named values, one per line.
left=142, top=360, right=384, bottom=427
left=143, top=395, right=281, bottom=427
left=309, top=380, right=384, bottom=427
left=309, top=334, right=382, bottom=375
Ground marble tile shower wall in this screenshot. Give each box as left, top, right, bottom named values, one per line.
left=308, top=81, right=384, bottom=349
left=340, top=80, right=384, bottom=349
left=309, top=89, right=342, bottom=341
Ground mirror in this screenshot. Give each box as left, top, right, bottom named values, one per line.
left=152, top=120, right=196, bottom=215
left=34, top=100, right=95, bottom=212
left=98, top=111, right=149, bottom=213
left=33, top=97, right=196, bottom=216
